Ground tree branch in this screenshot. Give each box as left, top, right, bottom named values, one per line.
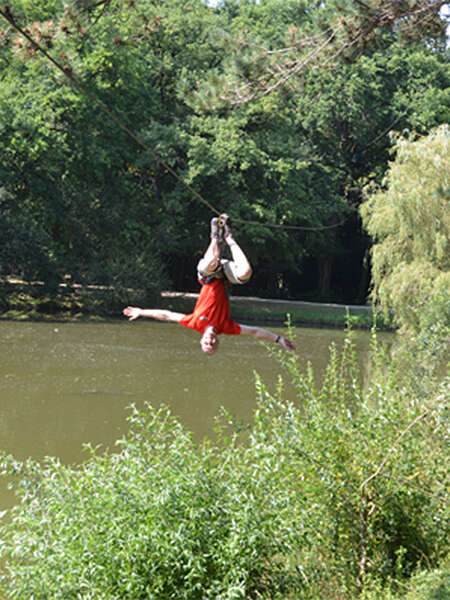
left=360, top=410, right=430, bottom=493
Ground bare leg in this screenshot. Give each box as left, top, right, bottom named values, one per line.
left=226, top=236, right=252, bottom=282
left=198, top=238, right=220, bottom=274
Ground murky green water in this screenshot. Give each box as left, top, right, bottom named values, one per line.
left=0, top=320, right=385, bottom=508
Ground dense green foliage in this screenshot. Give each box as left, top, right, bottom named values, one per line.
left=0, top=326, right=448, bottom=598
left=361, top=125, right=450, bottom=336
left=193, top=0, right=448, bottom=107
left=0, top=5, right=448, bottom=597
left=0, top=0, right=448, bottom=302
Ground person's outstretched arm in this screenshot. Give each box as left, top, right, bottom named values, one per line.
left=239, top=324, right=296, bottom=350
left=123, top=307, right=185, bottom=323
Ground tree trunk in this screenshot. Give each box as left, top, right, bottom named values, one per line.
left=317, top=255, right=333, bottom=298
left=357, top=248, right=371, bottom=304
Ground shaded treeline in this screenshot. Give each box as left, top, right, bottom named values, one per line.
left=0, top=0, right=448, bottom=303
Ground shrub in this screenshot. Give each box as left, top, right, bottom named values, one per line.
left=0, top=405, right=305, bottom=599
left=360, top=567, right=449, bottom=600
left=261, top=326, right=449, bottom=597
left=0, top=327, right=447, bottom=598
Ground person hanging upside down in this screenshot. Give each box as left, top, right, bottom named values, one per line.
left=123, top=215, right=296, bottom=355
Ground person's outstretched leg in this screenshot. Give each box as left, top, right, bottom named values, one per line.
left=225, top=237, right=252, bottom=282
left=197, top=217, right=222, bottom=278
left=221, top=215, right=252, bottom=283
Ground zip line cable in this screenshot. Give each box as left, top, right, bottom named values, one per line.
left=0, top=6, right=220, bottom=216
left=0, top=6, right=347, bottom=232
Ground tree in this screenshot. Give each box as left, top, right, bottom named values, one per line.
left=291, top=45, right=450, bottom=301
left=1, top=0, right=448, bottom=303
left=186, top=0, right=449, bottom=301
left=194, top=0, right=448, bottom=108
left=360, top=125, right=450, bottom=334
left=0, top=0, right=225, bottom=294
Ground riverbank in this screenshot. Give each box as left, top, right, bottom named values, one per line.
left=0, top=278, right=391, bottom=329
left=161, top=290, right=385, bottom=329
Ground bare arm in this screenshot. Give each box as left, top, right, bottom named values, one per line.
left=239, top=324, right=296, bottom=350
left=123, top=306, right=185, bottom=323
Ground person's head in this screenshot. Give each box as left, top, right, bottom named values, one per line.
left=200, top=327, right=219, bottom=355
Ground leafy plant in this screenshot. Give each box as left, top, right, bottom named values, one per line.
left=361, top=125, right=450, bottom=335
left=1, top=321, right=447, bottom=598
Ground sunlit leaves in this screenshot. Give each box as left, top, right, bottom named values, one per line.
left=193, top=0, right=448, bottom=108
left=361, top=125, right=450, bottom=334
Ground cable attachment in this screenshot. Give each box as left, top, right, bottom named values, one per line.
left=219, top=213, right=233, bottom=238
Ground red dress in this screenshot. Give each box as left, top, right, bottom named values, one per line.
left=179, top=279, right=241, bottom=335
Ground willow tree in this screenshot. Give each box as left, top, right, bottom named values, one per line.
left=360, top=125, right=449, bottom=334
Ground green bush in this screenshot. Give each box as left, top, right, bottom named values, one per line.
left=0, top=407, right=305, bottom=599
left=262, top=327, right=449, bottom=597
left=0, top=327, right=448, bottom=599
left=360, top=567, right=449, bottom=600
left=0, top=188, right=60, bottom=287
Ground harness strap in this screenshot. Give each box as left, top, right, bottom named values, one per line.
left=200, top=262, right=224, bottom=286
left=199, top=271, right=231, bottom=300
left=200, top=275, right=221, bottom=286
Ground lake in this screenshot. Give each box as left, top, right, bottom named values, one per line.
left=0, top=319, right=385, bottom=508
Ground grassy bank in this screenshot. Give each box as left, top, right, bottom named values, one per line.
left=0, top=279, right=114, bottom=322
left=161, top=291, right=391, bottom=330
left=0, top=278, right=392, bottom=330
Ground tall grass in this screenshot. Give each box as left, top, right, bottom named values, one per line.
left=0, top=326, right=448, bottom=599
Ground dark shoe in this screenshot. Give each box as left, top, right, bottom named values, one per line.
left=220, top=213, right=233, bottom=238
